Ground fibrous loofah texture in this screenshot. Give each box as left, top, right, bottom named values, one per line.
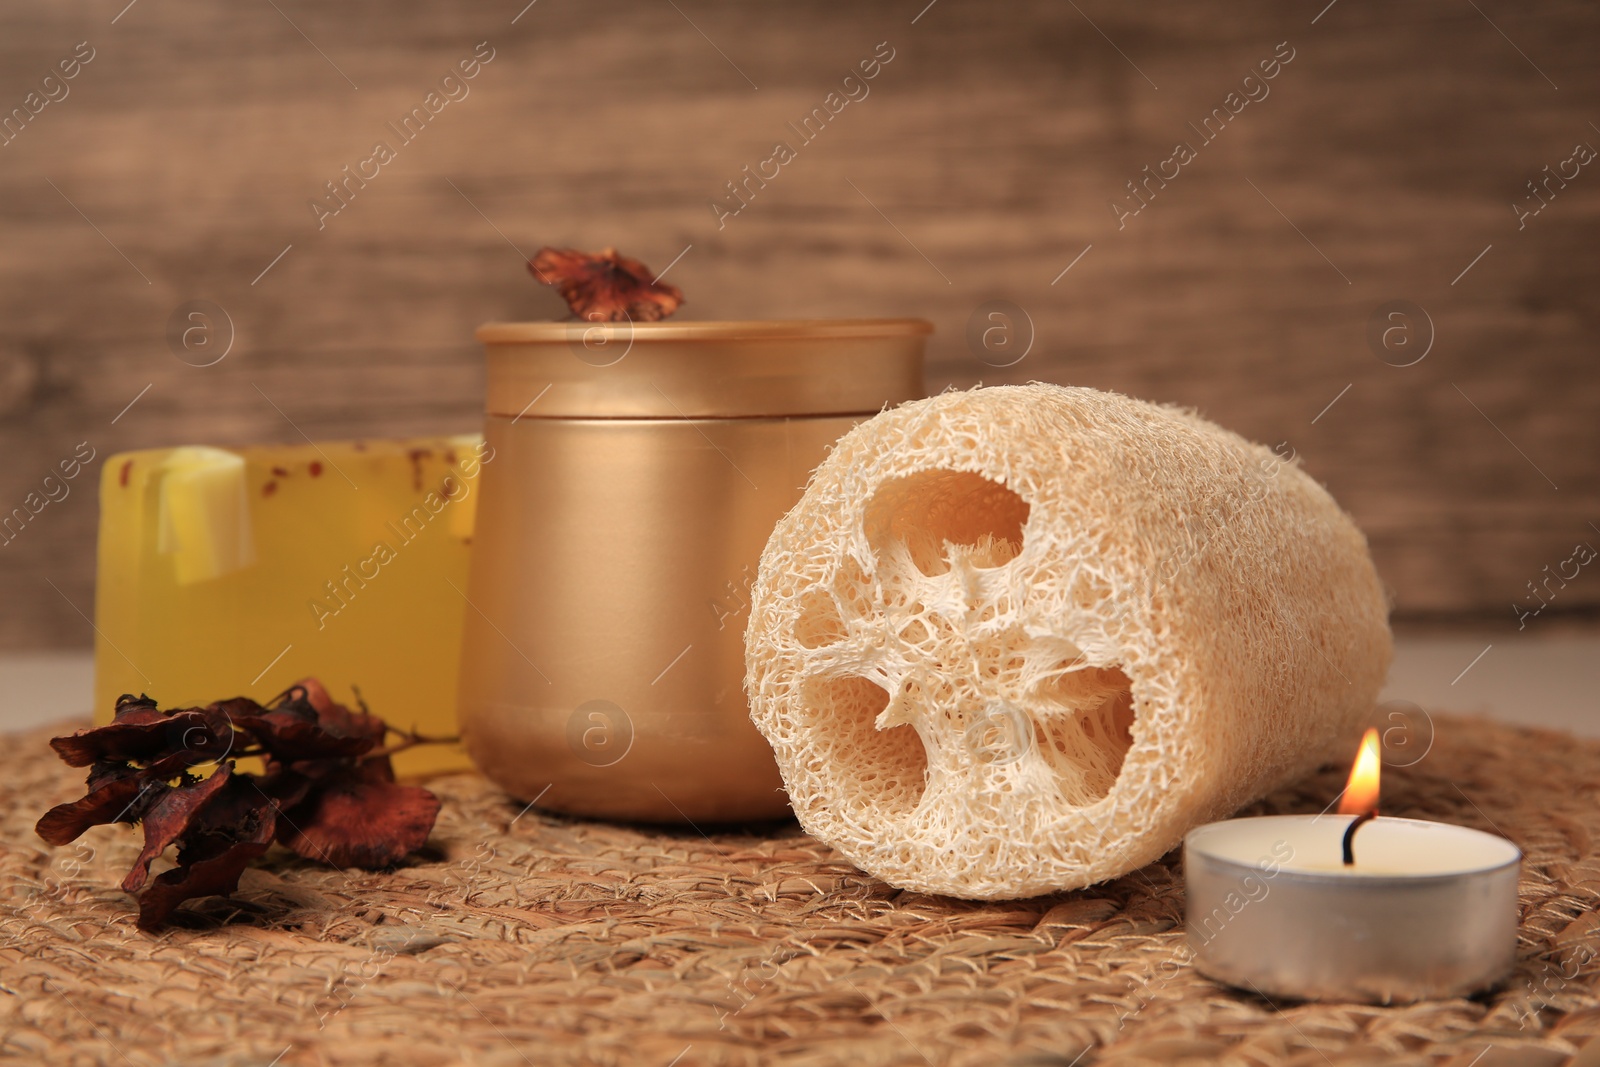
left=745, top=384, right=1393, bottom=899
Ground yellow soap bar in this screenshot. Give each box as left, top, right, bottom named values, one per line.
left=94, top=436, right=489, bottom=777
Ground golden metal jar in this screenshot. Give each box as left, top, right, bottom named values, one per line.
left=458, top=319, right=930, bottom=823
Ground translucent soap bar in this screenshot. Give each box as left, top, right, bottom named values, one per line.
left=93, top=436, right=489, bottom=777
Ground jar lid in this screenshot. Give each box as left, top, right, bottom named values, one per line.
left=477, top=318, right=930, bottom=419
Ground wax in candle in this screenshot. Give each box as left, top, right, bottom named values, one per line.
left=1189, top=813, right=1519, bottom=876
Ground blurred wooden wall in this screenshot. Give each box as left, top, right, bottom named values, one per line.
left=1, top=0, right=1597, bottom=647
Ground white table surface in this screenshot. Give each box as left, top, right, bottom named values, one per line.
left=2, top=632, right=1594, bottom=738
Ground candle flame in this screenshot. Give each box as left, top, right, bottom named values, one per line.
left=1337, top=727, right=1381, bottom=816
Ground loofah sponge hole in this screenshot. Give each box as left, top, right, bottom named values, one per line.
left=799, top=674, right=929, bottom=818
left=1033, top=666, right=1136, bottom=805
left=863, top=469, right=1030, bottom=576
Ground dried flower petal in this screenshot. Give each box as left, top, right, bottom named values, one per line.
left=50, top=696, right=232, bottom=769
left=173, top=772, right=284, bottom=868
left=231, top=682, right=382, bottom=762
left=529, top=246, right=685, bottom=323
left=276, top=758, right=441, bottom=869
left=123, top=762, right=237, bottom=894
left=137, top=838, right=272, bottom=930
left=35, top=764, right=153, bottom=846
left=136, top=777, right=278, bottom=930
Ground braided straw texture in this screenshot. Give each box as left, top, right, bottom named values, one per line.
left=4, top=713, right=1598, bottom=1066
left=745, top=385, right=1392, bottom=898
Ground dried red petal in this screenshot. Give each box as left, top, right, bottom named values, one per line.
left=113, top=693, right=161, bottom=722
left=36, top=765, right=154, bottom=846
left=289, top=680, right=382, bottom=742
left=276, top=760, right=440, bottom=869
left=295, top=678, right=338, bottom=715
left=529, top=246, right=685, bottom=323
left=303, top=681, right=384, bottom=741
left=231, top=683, right=381, bottom=762
left=123, top=762, right=237, bottom=894
left=241, top=713, right=376, bottom=764
left=48, top=695, right=161, bottom=766
left=135, top=800, right=276, bottom=931
left=49, top=697, right=235, bottom=769
left=136, top=837, right=272, bottom=930
left=253, top=763, right=317, bottom=813
left=173, top=772, right=285, bottom=867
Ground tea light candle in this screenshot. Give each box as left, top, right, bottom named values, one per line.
left=1184, top=730, right=1521, bottom=1003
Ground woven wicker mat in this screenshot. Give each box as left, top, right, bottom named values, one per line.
left=3, top=713, right=1598, bottom=1067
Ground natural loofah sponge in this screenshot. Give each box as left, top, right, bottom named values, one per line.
left=744, top=384, right=1392, bottom=899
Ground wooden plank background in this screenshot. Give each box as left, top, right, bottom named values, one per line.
left=0, top=0, right=1596, bottom=648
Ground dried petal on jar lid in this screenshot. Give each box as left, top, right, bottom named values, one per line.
left=529, top=246, right=685, bottom=323
left=744, top=384, right=1392, bottom=900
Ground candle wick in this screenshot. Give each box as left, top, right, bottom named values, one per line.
left=1341, top=810, right=1377, bottom=866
